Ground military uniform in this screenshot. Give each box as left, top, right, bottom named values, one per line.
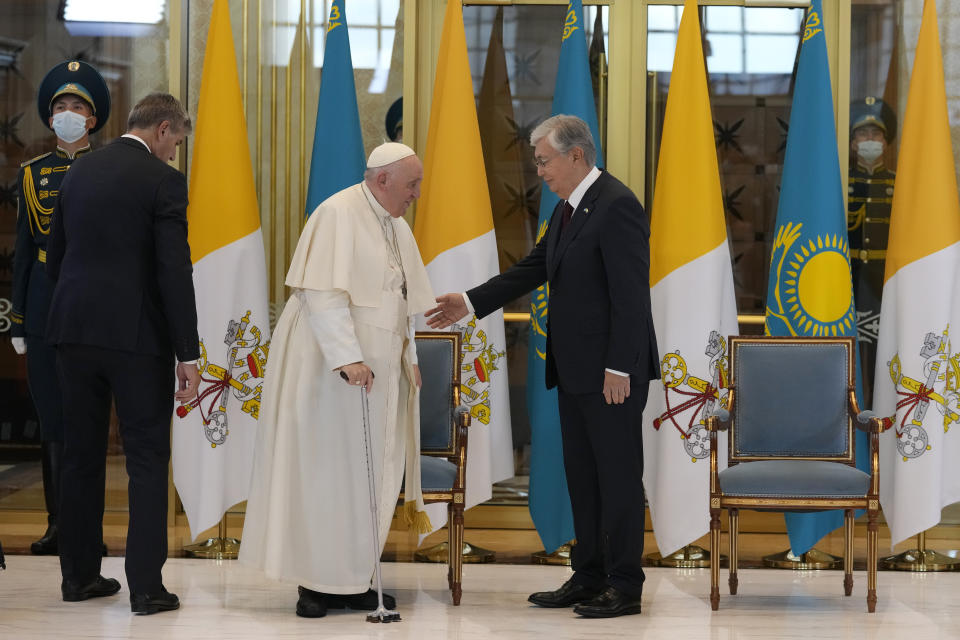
left=847, top=97, right=897, bottom=406
left=10, top=60, right=109, bottom=556
left=12, top=146, right=93, bottom=438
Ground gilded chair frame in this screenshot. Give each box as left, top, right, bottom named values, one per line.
left=413, top=331, right=471, bottom=605
left=706, top=336, right=892, bottom=613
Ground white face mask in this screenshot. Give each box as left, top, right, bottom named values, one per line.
left=51, top=111, right=90, bottom=144
left=856, top=140, right=884, bottom=165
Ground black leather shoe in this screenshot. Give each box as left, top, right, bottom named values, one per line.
left=296, top=586, right=328, bottom=618
left=573, top=586, right=642, bottom=618
left=328, top=589, right=396, bottom=611
left=130, top=587, right=179, bottom=615
left=31, top=524, right=58, bottom=555
left=62, top=575, right=121, bottom=602
left=528, top=578, right=602, bottom=608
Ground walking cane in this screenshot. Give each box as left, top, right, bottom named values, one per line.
left=341, top=371, right=401, bottom=623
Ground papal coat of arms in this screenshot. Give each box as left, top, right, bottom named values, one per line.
left=451, top=316, right=505, bottom=425
left=887, top=327, right=960, bottom=460
left=653, top=331, right=729, bottom=462
left=176, top=310, right=269, bottom=447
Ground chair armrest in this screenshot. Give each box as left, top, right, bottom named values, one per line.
left=854, top=410, right=894, bottom=434
left=705, top=408, right=731, bottom=432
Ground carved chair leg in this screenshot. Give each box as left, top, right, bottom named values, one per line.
left=843, top=509, right=854, bottom=596
left=451, top=501, right=464, bottom=606
left=867, top=507, right=879, bottom=612
left=728, top=509, right=739, bottom=595
left=447, top=503, right=454, bottom=590
left=710, top=507, right=721, bottom=610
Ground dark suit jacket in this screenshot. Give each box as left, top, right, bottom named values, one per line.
left=468, top=170, right=659, bottom=394
left=46, top=137, right=200, bottom=362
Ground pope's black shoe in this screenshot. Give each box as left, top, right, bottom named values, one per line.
left=573, top=586, right=642, bottom=618
left=528, top=578, right=602, bottom=608
left=61, top=575, right=121, bottom=602
left=296, top=586, right=328, bottom=618
left=328, top=589, right=396, bottom=611
left=130, top=586, right=179, bottom=615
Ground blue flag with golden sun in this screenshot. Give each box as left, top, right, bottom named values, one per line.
left=764, top=0, right=868, bottom=556
left=527, top=0, right=604, bottom=553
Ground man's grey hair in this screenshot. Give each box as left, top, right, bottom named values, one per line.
left=529, top=114, right=596, bottom=167
left=127, top=92, right=192, bottom=134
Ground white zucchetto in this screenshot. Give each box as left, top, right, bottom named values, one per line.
left=366, top=142, right=416, bottom=168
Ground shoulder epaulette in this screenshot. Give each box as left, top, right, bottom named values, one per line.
left=20, top=152, right=52, bottom=168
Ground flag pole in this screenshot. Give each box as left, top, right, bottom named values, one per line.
left=183, top=515, right=240, bottom=560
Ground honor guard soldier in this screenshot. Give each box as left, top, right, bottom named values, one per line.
left=848, top=96, right=897, bottom=405
left=11, top=60, right=110, bottom=555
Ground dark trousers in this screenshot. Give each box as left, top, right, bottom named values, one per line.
left=26, top=335, right=64, bottom=442
left=56, top=344, right=173, bottom=594
left=558, top=382, right=647, bottom=598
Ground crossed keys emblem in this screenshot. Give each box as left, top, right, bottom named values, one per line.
left=887, top=328, right=960, bottom=461
left=176, top=311, right=269, bottom=447
left=653, top=331, right=729, bottom=461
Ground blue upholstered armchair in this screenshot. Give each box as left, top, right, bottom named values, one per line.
left=705, top=336, right=892, bottom=613
left=414, top=331, right=470, bottom=605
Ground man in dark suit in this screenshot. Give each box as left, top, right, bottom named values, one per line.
left=46, top=92, right=201, bottom=615
left=426, top=114, right=659, bottom=618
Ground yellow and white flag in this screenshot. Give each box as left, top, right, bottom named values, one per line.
left=414, top=0, right=513, bottom=517
left=641, top=0, right=738, bottom=556
left=873, top=0, right=960, bottom=546
left=172, top=0, right=270, bottom=541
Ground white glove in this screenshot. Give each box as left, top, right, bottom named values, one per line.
left=11, top=337, right=26, bottom=355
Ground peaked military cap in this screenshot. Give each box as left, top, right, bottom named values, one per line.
left=36, top=60, right=111, bottom=134
left=850, top=96, right=897, bottom=142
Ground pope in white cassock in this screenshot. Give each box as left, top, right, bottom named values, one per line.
left=240, top=142, right=436, bottom=618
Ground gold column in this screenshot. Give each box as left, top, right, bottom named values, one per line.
left=269, top=0, right=278, bottom=305
left=256, top=0, right=262, bottom=200
left=242, top=0, right=248, bottom=110
left=284, top=19, right=292, bottom=284
left=299, top=1, right=307, bottom=222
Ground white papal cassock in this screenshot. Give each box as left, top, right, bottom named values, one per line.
left=240, top=182, right=435, bottom=594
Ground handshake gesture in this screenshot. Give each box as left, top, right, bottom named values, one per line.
left=424, top=293, right=470, bottom=330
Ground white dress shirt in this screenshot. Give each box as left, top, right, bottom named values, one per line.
left=462, top=166, right=626, bottom=377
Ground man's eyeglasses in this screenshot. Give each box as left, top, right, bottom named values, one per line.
left=533, top=152, right=563, bottom=169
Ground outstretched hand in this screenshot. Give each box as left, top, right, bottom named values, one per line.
left=424, top=293, right=470, bottom=329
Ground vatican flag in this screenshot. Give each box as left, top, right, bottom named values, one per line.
left=873, top=0, right=960, bottom=547
left=414, top=0, right=513, bottom=519
left=172, top=0, right=271, bottom=541
left=641, top=0, right=738, bottom=556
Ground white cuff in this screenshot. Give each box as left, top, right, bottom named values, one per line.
left=605, top=368, right=629, bottom=377
left=300, top=289, right=364, bottom=370
left=308, top=307, right=364, bottom=371
left=461, top=292, right=475, bottom=314
left=406, top=315, right=418, bottom=365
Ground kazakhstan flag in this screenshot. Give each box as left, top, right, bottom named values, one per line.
left=527, top=0, right=604, bottom=553
left=304, top=0, right=365, bottom=216
left=764, top=0, right=868, bottom=556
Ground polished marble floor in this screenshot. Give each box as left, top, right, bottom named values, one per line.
left=1, top=556, right=958, bottom=639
